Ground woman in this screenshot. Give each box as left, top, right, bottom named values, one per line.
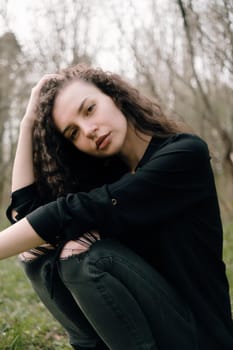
left=1, top=64, right=233, bottom=349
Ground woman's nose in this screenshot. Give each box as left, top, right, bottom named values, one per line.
left=83, top=123, right=98, bottom=138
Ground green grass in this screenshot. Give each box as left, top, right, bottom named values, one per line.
left=0, top=257, right=72, bottom=350
left=0, top=216, right=72, bottom=349
left=0, top=222, right=233, bottom=349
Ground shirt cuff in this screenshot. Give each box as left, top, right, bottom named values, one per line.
left=26, top=201, right=62, bottom=244
left=6, top=183, right=39, bottom=223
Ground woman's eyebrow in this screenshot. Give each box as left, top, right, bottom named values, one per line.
left=77, top=97, right=88, bottom=115
left=62, top=97, right=88, bottom=135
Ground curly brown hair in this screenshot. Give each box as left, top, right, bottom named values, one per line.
left=33, top=63, right=185, bottom=200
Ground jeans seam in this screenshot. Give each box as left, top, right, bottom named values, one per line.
left=94, top=254, right=194, bottom=327
left=88, top=256, right=156, bottom=349
left=95, top=255, right=175, bottom=307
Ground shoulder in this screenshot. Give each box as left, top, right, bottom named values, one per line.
left=172, top=132, right=208, bottom=148
left=148, top=133, right=210, bottom=171
left=153, top=133, right=209, bottom=158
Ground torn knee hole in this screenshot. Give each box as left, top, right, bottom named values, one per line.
left=59, top=246, right=90, bottom=260
left=59, top=239, right=94, bottom=260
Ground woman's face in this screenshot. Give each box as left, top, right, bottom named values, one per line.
left=53, top=80, right=128, bottom=158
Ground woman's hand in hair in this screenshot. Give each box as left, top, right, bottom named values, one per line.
left=22, top=74, right=62, bottom=127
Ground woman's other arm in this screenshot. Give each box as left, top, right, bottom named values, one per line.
left=0, top=218, right=45, bottom=259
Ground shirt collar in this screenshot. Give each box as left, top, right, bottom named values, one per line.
left=135, top=135, right=171, bottom=170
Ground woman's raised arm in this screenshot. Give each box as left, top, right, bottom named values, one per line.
left=11, top=117, right=35, bottom=192
left=12, top=74, right=61, bottom=192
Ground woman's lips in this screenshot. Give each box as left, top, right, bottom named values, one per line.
left=96, top=132, right=111, bottom=150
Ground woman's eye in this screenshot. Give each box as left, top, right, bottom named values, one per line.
left=69, top=128, right=79, bottom=141
left=87, top=104, right=96, bottom=115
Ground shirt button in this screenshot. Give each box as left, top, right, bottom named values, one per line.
left=111, top=198, right=117, bottom=206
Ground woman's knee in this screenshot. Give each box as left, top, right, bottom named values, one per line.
left=20, top=249, right=56, bottom=284
left=58, top=239, right=113, bottom=285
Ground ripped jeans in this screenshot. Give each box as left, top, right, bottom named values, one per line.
left=20, top=238, right=198, bottom=350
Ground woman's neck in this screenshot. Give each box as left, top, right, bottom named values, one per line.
left=119, top=126, right=152, bottom=172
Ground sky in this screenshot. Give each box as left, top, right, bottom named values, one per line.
left=1, top=0, right=159, bottom=74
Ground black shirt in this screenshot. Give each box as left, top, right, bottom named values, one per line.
left=7, top=133, right=233, bottom=348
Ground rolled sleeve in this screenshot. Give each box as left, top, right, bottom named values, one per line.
left=26, top=185, right=113, bottom=244
left=6, top=183, right=42, bottom=224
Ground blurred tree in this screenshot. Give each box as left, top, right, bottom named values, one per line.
left=176, top=0, right=233, bottom=216
left=107, top=0, right=233, bottom=218
left=0, top=0, right=95, bottom=211
left=0, top=31, right=24, bottom=206
left=1, top=0, right=232, bottom=219
left=22, top=0, right=95, bottom=74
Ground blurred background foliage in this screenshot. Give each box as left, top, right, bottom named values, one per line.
left=0, top=0, right=232, bottom=223
left=0, top=0, right=232, bottom=222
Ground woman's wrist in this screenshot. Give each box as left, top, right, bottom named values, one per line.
left=20, top=117, right=35, bottom=130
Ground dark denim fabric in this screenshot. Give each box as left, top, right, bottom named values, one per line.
left=21, top=239, right=198, bottom=350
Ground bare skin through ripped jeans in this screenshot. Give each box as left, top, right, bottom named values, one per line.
left=20, top=238, right=198, bottom=350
